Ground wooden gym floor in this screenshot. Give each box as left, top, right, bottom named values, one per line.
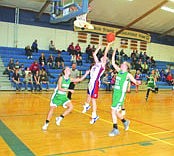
left=0, top=90, right=174, bottom=156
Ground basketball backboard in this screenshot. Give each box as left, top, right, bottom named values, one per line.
left=50, top=0, right=89, bottom=24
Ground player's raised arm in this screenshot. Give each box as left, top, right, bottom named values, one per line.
left=103, top=42, right=112, bottom=58
left=112, top=48, right=120, bottom=72
left=93, top=45, right=102, bottom=63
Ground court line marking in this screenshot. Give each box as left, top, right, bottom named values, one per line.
left=33, top=94, right=174, bottom=147
left=73, top=109, right=174, bottom=147
left=0, top=120, right=35, bottom=156
left=146, top=131, right=174, bottom=136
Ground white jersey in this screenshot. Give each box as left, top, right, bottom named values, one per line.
left=89, top=62, right=105, bottom=85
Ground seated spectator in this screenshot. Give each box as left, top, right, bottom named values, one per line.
left=55, top=53, right=64, bottom=69
left=25, top=45, right=32, bottom=59
left=67, top=42, right=75, bottom=55
left=76, top=53, right=82, bottom=66
left=12, top=69, right=22, bottom=91
left=75, top=43, right=81, bottom=53
left=135, top=60, right=142, bottom=72
left=40, top=69, right=49, bottom=91
left=39, top=53, right=46, bottom=65
left=159, top=69, right=166, bottom=82
left=24, top=71, right=34, bottom=91
left=47, top=54, right=55, bottom=68
left=18, top=64, right=25, bottom=78
left=29, top=60, right=40, bottom=75
left=102, top=72, right=111, bottom=91
left=141, top=62, right=149, bottom=74
left=33, top=70, right=42, bottom=91
left=71, top=54, right=76, bottom=64
left=3, top=58, right=15, bottom=79
left=150, top=56, right=156, bottom=68
left=155, top=69, right=160, bottom=81
left=166, top=72, right=173, bottom=86
left=49, top=40, right=56, bottom=52
left=31, top=40, right=38, bottom=53
left=85, top=44, right=92, bottom=63
left=14, top=60, right=21, bottom=69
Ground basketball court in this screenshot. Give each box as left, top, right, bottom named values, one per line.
left=0, top=90, right=174, bottom=155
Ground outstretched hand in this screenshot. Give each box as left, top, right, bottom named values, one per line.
left=85, top=70, right=90, bottom=75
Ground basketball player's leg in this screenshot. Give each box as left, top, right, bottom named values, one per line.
left=56, top=101, right=73, bottom=126
left=145, top=88, right=151, bottom=101
left=42, top=105, right=57, bottom=130
left=90, top=97, right=99, bottom=124
left=82, top=93, right=91, bottom=113
left=109, top=92, right=129, bottom=136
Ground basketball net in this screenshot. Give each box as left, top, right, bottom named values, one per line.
left=74, top=5, right=94, bottom=30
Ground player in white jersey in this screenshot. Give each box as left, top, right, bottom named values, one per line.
left=82, top=42, right=112, bottom=124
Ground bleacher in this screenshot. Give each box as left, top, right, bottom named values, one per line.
left=0, top=46, right=173, bottom=91
left=0, top=46, right=90, bottom=90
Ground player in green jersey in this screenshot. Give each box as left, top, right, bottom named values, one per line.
left=109, top=49, right=139, bottom=136
left=145, top=69, right=158, bottom=101
left=42, top=67, right=89, bottom=130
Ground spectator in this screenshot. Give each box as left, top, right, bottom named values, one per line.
left=67, top=63, right=80, bottom=99
left=14, top=60, right=20, bottom=69
left=25, top=45, right=32, bottom=59
left=24, top=71, right=34, bottom=91
left=67, top=42, right=75, bottom=55
left=76, top=53, right=82, bottom=66
left=47, top=54, right=55, bottom=69
left=85, top=44, right=92, bottom=63
left=39, top=53, right=46, bottom=65
left=75, top=43, right=81, bottom=54
left=135, top=60, right=142, bottom=72
left=31, top=40, right=38, bottom=53
left=102, top=72, right=111, bottom=91
left=18, top=64, right=25, bottom=78
left=33, top=70, right=42, bottom=91
left=166, top=72, right=173, bottom=86
left=71, top=54, right=76, bottom=64
left=150, top=56, right=156, bottom=68
left=141, top=62, right=149, bottom=74
left=159, top=69, right=166, bottom=82
left=12, top=69, right=22, bottom=91
left=4, top=58, right=15, bottom=79
left=29, top=60, right=40, bottom=74
left=49, top=40, right=56, bottom=52
left=40, top=69, right=49, bottom=91
left=55, top=53, right=64, bottom=69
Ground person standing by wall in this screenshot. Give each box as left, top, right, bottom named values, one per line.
left=67, top=63, right=80, bottom=99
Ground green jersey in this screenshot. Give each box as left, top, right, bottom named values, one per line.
left=112, top=71, right=129, bottom=108
left=147, top=74, right=155, bottom=89
left=114, top=71, right=129, bottom=92
left=51, top=76, right=71, bottom=107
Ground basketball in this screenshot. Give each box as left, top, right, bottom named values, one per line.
left=106, top=32, right=115, bottom=42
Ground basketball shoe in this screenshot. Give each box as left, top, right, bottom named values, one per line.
left=90, top=116, right=99, bottom=124
left=82, top=104, right=91, bottom=113
left=109, top=128, right=120, bottom=136
left=123, top=120, right=130, bottom=131
left=56, top=117, right=63, bottom=126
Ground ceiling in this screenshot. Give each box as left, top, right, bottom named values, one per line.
left=0, top=0, right=174, bottom=37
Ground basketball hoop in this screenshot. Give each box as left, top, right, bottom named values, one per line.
left=73, top=4, right=94, bottom=30
left=74, top=14, right=94, bottom=30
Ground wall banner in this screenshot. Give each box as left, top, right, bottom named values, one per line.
left=74, top=24, right=151, bottom=42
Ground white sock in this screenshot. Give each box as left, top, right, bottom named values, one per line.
left=92, top=112, right=97, bottom=118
